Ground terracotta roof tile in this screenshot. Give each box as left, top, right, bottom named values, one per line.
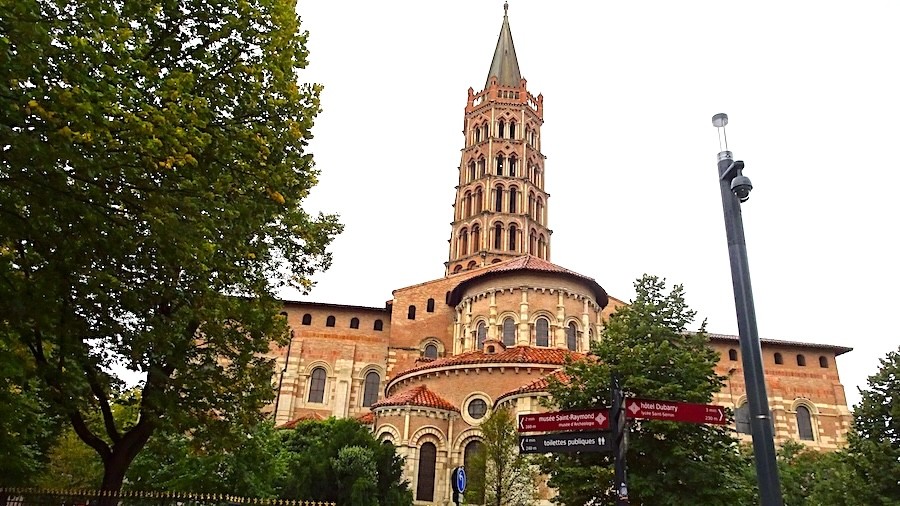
left=447, top=255, right=608, bottom=307
left=391, top=346, right=584, bottom=382
left=276, top=412, right=328, bottom=429
left=355, top=411, right=375, bottom=424
left=371, top=385, right=459, bottom=412
left=496, top=370, right=570, bottom=404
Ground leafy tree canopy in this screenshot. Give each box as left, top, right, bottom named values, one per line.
left=277, top=418, right=412, bottom=506
left=0, top=0, right=341, bottom=491
left=545, top=275, right=753, bottom=505
left=840, top=345, right=900, bottom=505
left=465, top=407, right=537, bottom=506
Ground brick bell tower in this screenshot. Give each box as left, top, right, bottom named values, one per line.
left=446, top=3, right=550, bottom=276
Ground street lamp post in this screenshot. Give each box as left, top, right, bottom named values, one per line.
left=712, top=113, right=783, bottom=506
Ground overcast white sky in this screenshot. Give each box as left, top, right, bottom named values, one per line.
left=284, top=0, right=900, bottom=409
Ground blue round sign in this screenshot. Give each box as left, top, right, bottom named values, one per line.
left=452, top=466, right=467, bottom=494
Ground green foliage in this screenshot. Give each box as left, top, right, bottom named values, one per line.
left=36, top=427, right=105, bottom=489
left=277, top=418, right=411, bottom=506
left=464, top=407, right=536, bottom=506
left=0, top=0, right=340, bottom=490
left=544, top=275, right=754, bottom=505
left=0, top=338, right=63, bottom=486
left=126, top=421, right=286, bottom=498
left=841, top=345, right=900, bottom=504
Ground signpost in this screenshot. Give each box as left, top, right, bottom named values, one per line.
left=518, top=409, right=608, bottom=433
left=518, top=431, right=612, bottom=454
left=625, top=399, right=727, bottom=425
left=513, top=393, right=727, bottom=506
left=450, top=466, right=466, bottom=506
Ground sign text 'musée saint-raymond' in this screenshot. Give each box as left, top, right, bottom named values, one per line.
left=625, top=399, right=727, bottom=425
left=518, top=409, right=609, bottom=433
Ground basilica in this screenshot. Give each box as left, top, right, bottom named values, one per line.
left=268, top=6, right=853, bottom=504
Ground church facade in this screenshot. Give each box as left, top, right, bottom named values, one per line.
left=268, top=7, right=852, bottom=504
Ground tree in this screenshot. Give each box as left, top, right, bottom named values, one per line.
left=125, top=421, right=286, bottom=498
left=465, top=407, right=537, bottom=506
left=839, top=345, right=900, bottom=504
left=1, top=0, right=341, bottom=492
left=544, top=275, right=754, bottom=505
left=277, top=418, right=411, bottom=506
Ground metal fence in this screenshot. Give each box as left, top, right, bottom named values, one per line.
left=0, top=489, right=334, bottom=506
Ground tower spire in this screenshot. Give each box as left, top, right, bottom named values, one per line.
left=485, top=2, right=522, bottom=89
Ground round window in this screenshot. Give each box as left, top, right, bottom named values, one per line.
left=467, top=398, right=488, bottom=420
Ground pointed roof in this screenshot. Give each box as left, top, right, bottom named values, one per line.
left=485, top=2, right=522, bottom=88
left=371, top=385, right=459, bottom=412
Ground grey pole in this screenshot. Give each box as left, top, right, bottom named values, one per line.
left=713, top=113, right=783, bottom=505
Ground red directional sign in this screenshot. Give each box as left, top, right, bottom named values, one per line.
left=518, top=409, right=609, bottom=433
left=625, top=399, right=727, bottom=425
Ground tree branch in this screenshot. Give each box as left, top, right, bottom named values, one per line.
left=82, top=360, right=122, bottom=444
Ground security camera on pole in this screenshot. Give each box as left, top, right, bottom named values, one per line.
left=712, top=113, right=783, bottom=506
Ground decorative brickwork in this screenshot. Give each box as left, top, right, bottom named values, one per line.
left=265, top=6, right=853, bottom=504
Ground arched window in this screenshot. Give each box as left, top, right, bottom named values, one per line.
left=538, top=234, right=546, bottom=258
left=454, top=264, right=463, bottom=273
left=362, top=371, right=380, bottom=407
left=302, top=313, right=312, bottom=325
left=502, top=317, right=516, bottom=345
left=459, top=229, right=468, bottom=257
left=474, top=187, right=483, bottom=213
left=529, top=229, right=537, bottom=254
left=796, top=406, right=814, bottom=441
left=474, top=126, right=481, bottom=143
left=735, top=403, right=751, bottom=434
left=508, top=156, right=517, bottom=177
left=796, top=354, right=806, bottom=366
left=495, top=155, right=504, bottom=176
left=373, top=319, right=383, bottom=331
left=509, top=121, right=517, bottom=139
left=426, top=298, right=435, bottom=313
left=408, top=305, right=416, bottom=320
left=424, top=343, right=438, bottom=359
left=494, top=223, right=503, bottom=249
left=537, top=198, right=544, bottom=224
left=819, top=356, right=828, bottom=368
left=528, top=192, right=535, bottom=218
left=566, top=322, right=577, bottom=351
left=478, top=158, right=486, bottom=177
left=774, top=352, right=783, bottom=364
left=468, top=161, right=476, bottom=181
left=467, top=260, right=477, bottom=270
left=494, top=185, right=503, bottom=211
left=535, top=317, right=550, bottom=347
left=497, top=120, right=505, bottom=138
left=509, top=187, right=517, bottom=213
left=326, top=315, right=336, bottom=327
left=416, top=442, right=436, bottom=502
left=471, top=225, right=481, bottom=254
left=464, top=440, right=484, bottom=474
left=525, top=126, right=532, bottom=144
left=508, top=225, right=517, bottom=251
left=350, top=317, right=359, bottom=329
left=464, top=191, right=472, bottom=217
left=477, top=322, right=487, bottom=349
left=308, top=367, right=326, bottom=403
left=728, top=349, right=738, bottom=361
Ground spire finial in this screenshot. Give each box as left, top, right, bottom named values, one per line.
left=504, top=1, right=508, bottom=15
